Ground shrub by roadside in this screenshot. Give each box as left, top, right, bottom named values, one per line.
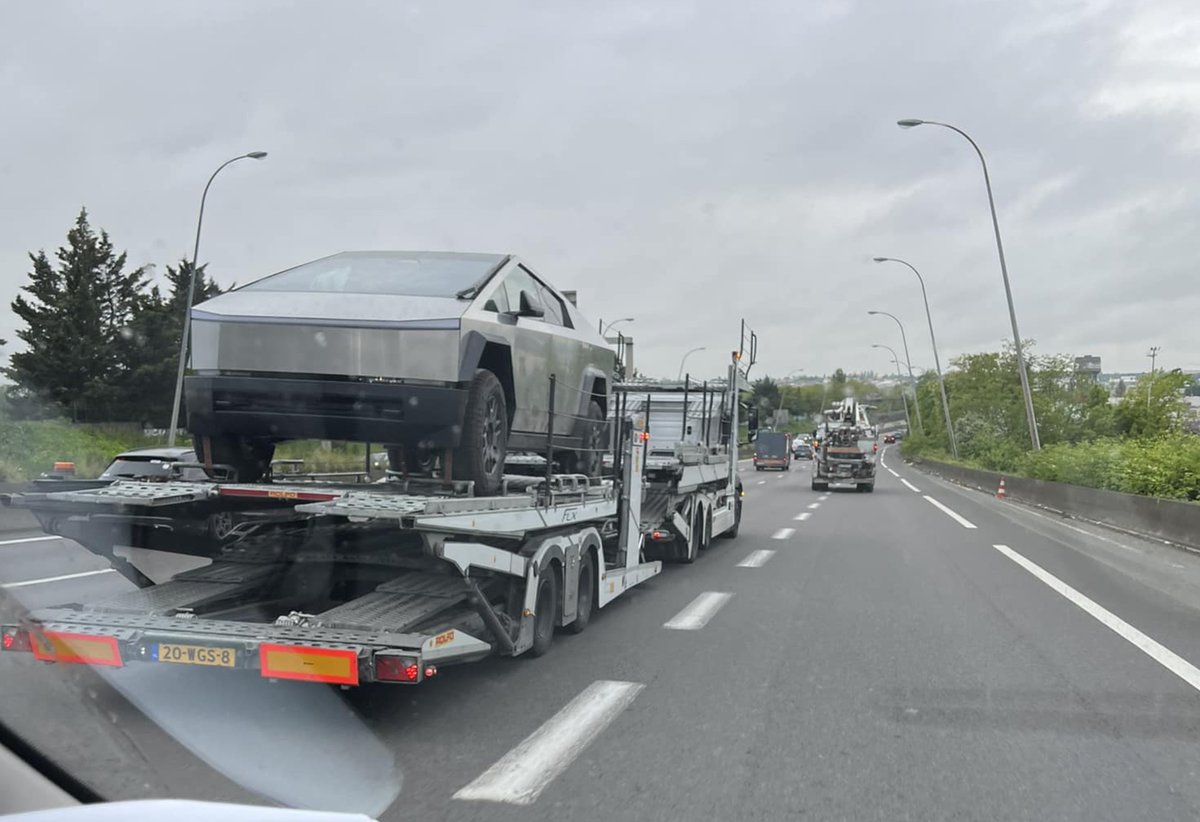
left=901, top=432, right=1200, bottom=502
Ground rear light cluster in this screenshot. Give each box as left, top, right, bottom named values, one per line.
left=375, top=654, right=437, bottom=683
left=2, top=627, right=32, bottom=652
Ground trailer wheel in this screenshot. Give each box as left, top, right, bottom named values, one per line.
left=811, top=479, right=828, bottom=491
left=679, top=508, right=701, bottom=563
left=566, top=552, right=595, bottom=635
left=530, top=566, right=559, bottom=657
left=720, top=481, right=743, bottom=539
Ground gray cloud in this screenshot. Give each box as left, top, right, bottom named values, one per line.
left=2, top=0, right=1197, bottom=380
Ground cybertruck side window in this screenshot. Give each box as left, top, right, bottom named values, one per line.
left=500, top=267, right=543, bottom=320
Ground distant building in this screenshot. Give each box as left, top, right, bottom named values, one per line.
left=1075, top=355, right=1102, bottom=382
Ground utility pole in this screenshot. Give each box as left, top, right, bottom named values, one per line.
left=1147, top=346, right=1161, bottom=409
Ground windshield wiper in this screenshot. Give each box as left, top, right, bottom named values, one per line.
left=455, top=285, right=479, bottom=300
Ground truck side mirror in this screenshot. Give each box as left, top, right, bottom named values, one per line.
left=747, top=406, right=759, bottom=433
left=518, top=290, right=545, bottom=318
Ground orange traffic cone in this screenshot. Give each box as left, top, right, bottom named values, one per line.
left=997, top=477, right=1006, bottom=499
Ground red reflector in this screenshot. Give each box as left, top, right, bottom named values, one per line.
left=2, top=628, right=31, bottom=652
left=640, top=432, right=650, bottom=441
left=375, top=655, right=420, bottom=682
left=652, top=531, right=662, bottom=539
left=874, top=444, right=879, bottom=452
left=424, top=666, right=437, bottom=678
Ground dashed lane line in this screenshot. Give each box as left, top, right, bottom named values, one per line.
left=901, top=478, right=921, bottom=493
left=663, top=592, right=734, bottom=631
left=772, top=528, right=795, bottom=540
left=737, top=550, right=776, bottom=568
left=453, top=680, right=645, bottom=805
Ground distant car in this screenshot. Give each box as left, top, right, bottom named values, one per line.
left=184, top=251, right=615, bottom=492
left=754, top=431, right=792, bottom=470
left=793, top=442, right=813, bottom=459
left=34, top=447, right=206, bottom=491
left=893, top=431, right=905, bottom=440
left=883, top=434, right=896, bottom=444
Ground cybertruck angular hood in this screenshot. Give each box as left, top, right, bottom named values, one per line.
left=191, top=290, right=467, bottom=330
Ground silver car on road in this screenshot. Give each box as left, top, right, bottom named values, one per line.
left=185, top=251, right=615, bottom=492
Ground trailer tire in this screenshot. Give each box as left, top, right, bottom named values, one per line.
left=679, top=508, right=701, bottom=564
left=530, top=567, right=559, bottom=657
left=566, top=552, right=595, bottom=635
left=387, top=443, right=438, bottom=476
left=859, top=481, right=875, bottom=493
left=811, top=479, right=828, bottom=491
left=720, top=481, right=743, bottom=539
left=453, top=369, right=507, bottom=496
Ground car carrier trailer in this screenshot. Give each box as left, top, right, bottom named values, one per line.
left=0, top=333, right=756, bottom=688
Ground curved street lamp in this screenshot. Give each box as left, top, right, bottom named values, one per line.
left=601, top=317, right=634, bottom=336
left=678, top=346, right=707, bottom=380
left=872, top=344, right=912, bottom=434
left=897, top=118, right=1040, bottom=450
left=873, top=256, right=958, bottom=458
left=778, top=368, right=805, bottom=411
left=168, top=151, right=269, bottom=446
left=867, top=310, right=923, bottom=432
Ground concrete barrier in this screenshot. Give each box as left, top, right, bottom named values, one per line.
left=911, top=458, right=1200, bottom=553
left=0, top=483, right=39, bottom=535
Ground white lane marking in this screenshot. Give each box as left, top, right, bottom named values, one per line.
left=886, top=468, right=900, bottom=477
left=818, top=494, right=829, bottom=501
left=794, top=512, right=812, bottom=522
left=923, top=496, right=977, bottom=529
left=776, top=473, right=786, bottom=480
left=0, top=535, right=61, bottom=547
left=2, top=568, right=118, bottom=588
left=901, top=478, right=921, bottom=493
left=772, top=528, right=795, bottom=540
left=757, top=480, right=766, bottom=485
left=454, top=680, right=644, bottom=805
left=880, top=446, right=889, bottom=468
left=807, top=502, right=820, bottom=510
left=663, top=591, right=734, bottom=630
left=992, top=543, right=1200, bottom=692
left=737, top=550, right=776, bottom=568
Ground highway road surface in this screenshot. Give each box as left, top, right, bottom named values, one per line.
left=5, top=449, right=1200, bottom=820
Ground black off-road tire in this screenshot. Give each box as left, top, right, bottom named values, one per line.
left=568, top=400, right=607, bottom=478
left=453, top=369, right=508, bottom=495
left=566, top=551, right=596, bottom=635
left=387, top=443, right=439, bottom=476
left=194, top=434, right=274, bottom=483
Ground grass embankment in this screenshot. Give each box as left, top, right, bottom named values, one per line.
left=901, top=432, right=1200, bottom=502
left=0, top=419, right=373, bottom=482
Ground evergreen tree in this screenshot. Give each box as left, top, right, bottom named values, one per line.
left=5, top=209, right=147, bottom=421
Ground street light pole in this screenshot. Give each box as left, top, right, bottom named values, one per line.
left=678, top=346, right=706, bottom=380
left=872, top=344, right=911, bottom=435
left=1147, top=346, right=1161, bottom=409
left=600, top=317, right=634, bottom=336
left=867, top=310, right=923, bottom=432
left=777, top=368, right=805, bottom=412
left=898, top=118, right=1040, bottom=449
left=167, top=151, right=268, bottom=446
left=873, top=257, right=958, bottom=458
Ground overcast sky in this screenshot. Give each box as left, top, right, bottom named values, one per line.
left=2, top=0, right=1198, bottom=381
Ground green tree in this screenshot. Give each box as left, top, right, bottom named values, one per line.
left=832, top=368, right=847, bottom=385
left=1114, top=378, right=1127, bottom=398
left=1115, top=370, right=1193, bottom=438
left=749, top=376, right=780, bottom=411
left=118, top=259, right=224, bottom=426
left=5, top=209, right=148, bottom=421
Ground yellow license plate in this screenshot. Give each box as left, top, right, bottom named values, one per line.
left=155, top=643, right=237, bottom=668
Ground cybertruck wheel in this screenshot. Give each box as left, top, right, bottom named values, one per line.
left=453, top=369, right=508, bottom=495
left=194, top=434, right=274, bottom=483
left=563, top=400, right=606, bottom=478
